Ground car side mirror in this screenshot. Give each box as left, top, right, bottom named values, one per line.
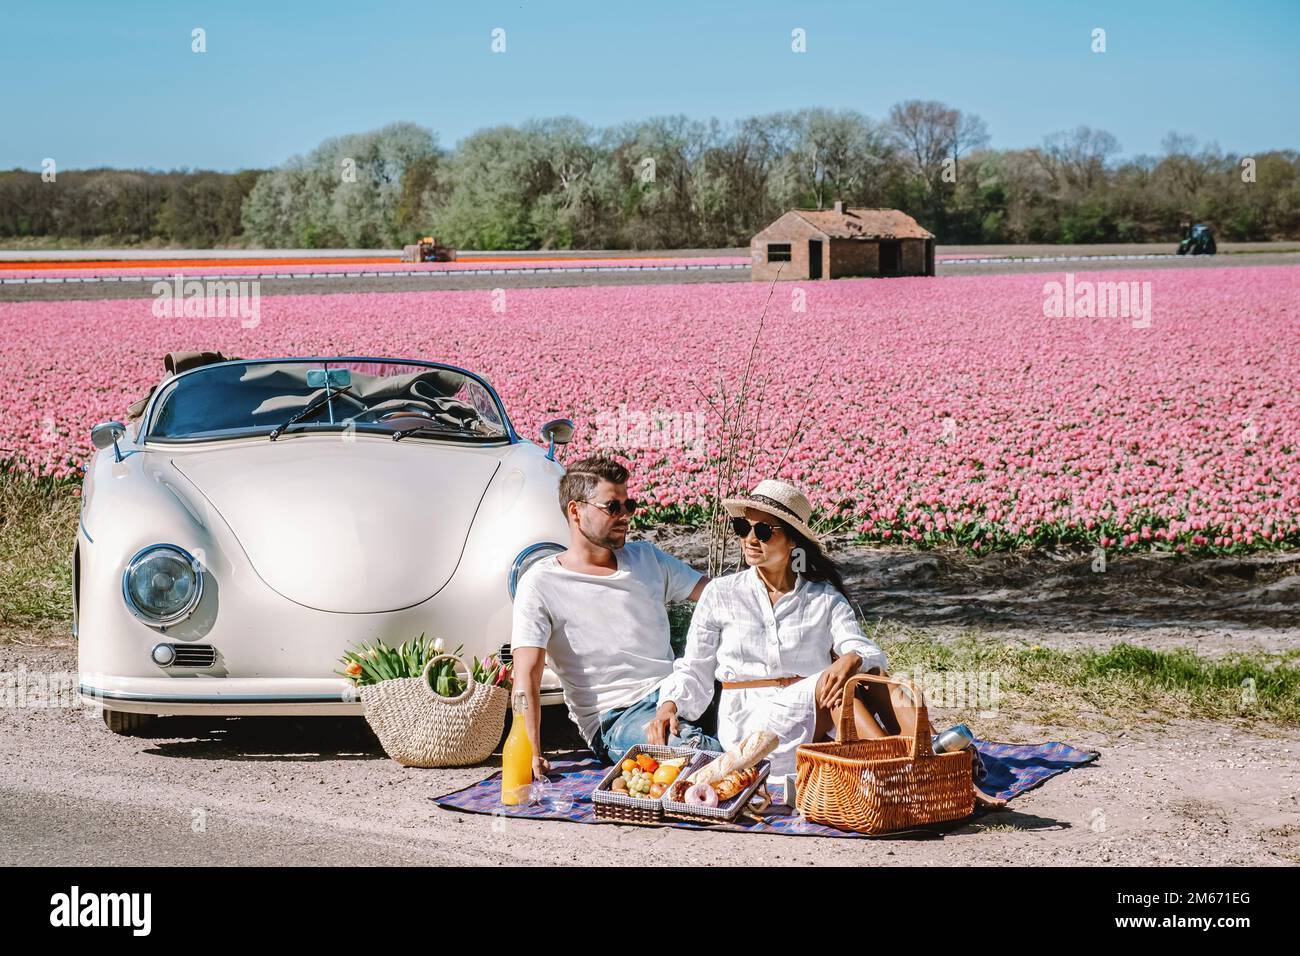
left=539, top=419, right=574, bottom=461
left=91, top=421, right=127, bottom=462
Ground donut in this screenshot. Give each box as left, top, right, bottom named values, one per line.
left=684, top=782, right=719, bottom=808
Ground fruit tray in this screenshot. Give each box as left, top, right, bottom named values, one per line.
left=591, top=744, right=703, bottom=826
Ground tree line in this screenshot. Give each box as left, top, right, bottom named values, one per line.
left=3, top=102, right=1297, bottom=249
left=0, top=168, right=263, bottom=247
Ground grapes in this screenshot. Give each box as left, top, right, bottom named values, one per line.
left=614, top=760, right=668, bottom=797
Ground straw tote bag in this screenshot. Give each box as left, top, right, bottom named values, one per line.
left=361, top=653, right=509, bottom=768
left=795, top=673, right=975, bottom=834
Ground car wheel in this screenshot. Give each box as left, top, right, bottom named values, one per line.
left=103, top=709, right=156, bottom=735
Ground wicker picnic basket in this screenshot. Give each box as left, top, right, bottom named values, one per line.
left=361, top=654, right=509, bottom=768
left=794, top=673, right=975, bottom=834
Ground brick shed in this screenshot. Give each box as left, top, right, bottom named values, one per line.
left=751, top=202, right=935, bottom=280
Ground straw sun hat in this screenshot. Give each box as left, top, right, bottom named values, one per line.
left=722, top=479, right=820, bottom=545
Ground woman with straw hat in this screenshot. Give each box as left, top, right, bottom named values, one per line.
left=652, top=478, right=1007, bottom=808
left=651, top=479, right=892, bottom=779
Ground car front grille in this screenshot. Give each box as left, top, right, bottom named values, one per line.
left=171, top=644, right=218, bottom=668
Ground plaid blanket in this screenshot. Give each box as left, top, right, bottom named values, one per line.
left=432, top=739, right=1100, bottom=839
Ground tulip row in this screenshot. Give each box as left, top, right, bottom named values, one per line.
left=1, top=265, right=1295, bottom=555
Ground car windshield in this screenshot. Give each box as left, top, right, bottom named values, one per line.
left=145, top=359, right=509, bottom=442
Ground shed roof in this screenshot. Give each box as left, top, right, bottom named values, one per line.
left=788, top=207, right=933, bottom=240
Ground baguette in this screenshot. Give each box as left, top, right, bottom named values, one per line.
left=687, top=730, right=778, bottom=785
left=713, top=765, right=759, bottom=800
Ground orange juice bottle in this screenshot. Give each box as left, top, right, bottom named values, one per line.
left=501, top=690, right=533, bottom=805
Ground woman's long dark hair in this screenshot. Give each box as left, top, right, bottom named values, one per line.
left=780, top=522, right=849, bottom=599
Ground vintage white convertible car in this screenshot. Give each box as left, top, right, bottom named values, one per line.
left=76, top=353, right=574, bottom=733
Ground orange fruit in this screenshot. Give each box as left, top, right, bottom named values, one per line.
left=652, top=764, right=680, bottom=786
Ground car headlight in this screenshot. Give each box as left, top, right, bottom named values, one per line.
left=122, top=545, right=203, bottom=627
left=509, top=542, right=565, bottom=599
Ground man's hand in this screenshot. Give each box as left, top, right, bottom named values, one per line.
left=532, top=754, right=552, bottom=781
left=816, top=652, right=862, bottom=710
left=645, top=700, right=680, bottom=745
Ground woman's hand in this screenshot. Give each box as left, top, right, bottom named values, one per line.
left=816, top=652, right=862, bottom=710
left=645, top=700, right=680, bottom=745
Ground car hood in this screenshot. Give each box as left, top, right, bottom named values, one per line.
left=171, top=437, right=500, bottom=613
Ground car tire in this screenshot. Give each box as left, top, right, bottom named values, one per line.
left=103, top=709, right=156, bottom=735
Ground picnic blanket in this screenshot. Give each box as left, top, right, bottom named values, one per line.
left=432, top=739, right=1100, bottom=839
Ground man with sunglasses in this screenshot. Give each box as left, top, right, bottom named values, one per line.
left=510, top=456, right=722, bottom=778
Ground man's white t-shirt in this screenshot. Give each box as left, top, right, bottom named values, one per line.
left=510, top=540, right=704, bottom=746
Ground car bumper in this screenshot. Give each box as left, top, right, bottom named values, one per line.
left=80, top=672, right=565, bottom=716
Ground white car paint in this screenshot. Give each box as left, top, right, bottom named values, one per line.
left=76, top=358, right=571, bottom=721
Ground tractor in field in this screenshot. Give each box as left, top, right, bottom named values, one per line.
left=1177, top=223, right=1217, bottom=256
left=400, top=236, right=457, bottom=263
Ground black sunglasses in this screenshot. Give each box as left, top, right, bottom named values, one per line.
left=582, top=498, right=639, bottom=517
left=731, top=517, right=782, bottom=541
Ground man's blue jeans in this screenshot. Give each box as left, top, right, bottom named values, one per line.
left=590, top=685, right=722, bottom=765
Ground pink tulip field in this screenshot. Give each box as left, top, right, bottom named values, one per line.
left=3, top=265, right=1296, bottom=555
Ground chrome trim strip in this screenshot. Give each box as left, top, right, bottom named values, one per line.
left=147, top=428, right=509, bottom=447
left=508, top=541, right=566, bottom=599
left=79, top=684, right=357, bottom=704
left=79, top=684, right=560, bottom=705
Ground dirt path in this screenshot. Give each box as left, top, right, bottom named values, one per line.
left=650, top=530, right=1300, bottom=636
left=1, top=638, right=1295, bottom=866
left=4, top=249, right=1297, bottom=302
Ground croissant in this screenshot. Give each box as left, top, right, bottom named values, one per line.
left=712, top=765, right=759, bottom=800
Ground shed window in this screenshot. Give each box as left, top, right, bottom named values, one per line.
left=767, top=243, right=792, bottom=263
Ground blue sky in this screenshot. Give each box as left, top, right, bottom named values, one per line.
left=2, top=0, right=1297, bottom=171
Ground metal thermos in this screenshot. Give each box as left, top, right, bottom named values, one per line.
left=933, top=723, right=986, bottom=781
left=932, top=723, right=975, bottom=754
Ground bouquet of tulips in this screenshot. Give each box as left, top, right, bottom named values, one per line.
left=471, top=652, right=513, bottom=692
left=337, top=634, right=512, bottom=697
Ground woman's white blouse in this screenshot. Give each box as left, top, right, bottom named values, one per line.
left=658, top=567, right=888, bottom=774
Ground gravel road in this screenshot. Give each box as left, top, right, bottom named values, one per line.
left=3, top=246, right=1297, bottom=302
